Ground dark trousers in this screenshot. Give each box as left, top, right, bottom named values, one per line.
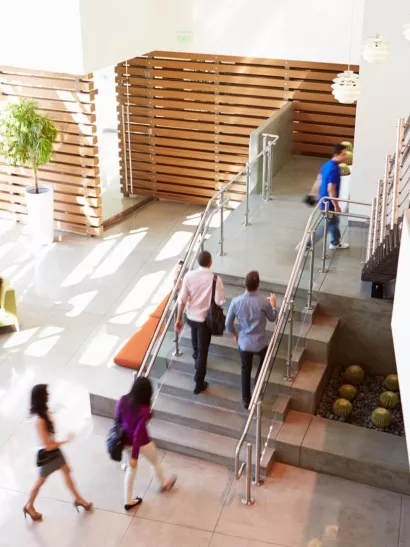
left=187, top=318, right=212, bottom=388
left=239, top=347, right=268, bottom=406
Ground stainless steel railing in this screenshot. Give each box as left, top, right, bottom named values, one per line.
left=135, top=135, right=279, bottom=380
left=235, top=196, right=371, bottom=506
left=366, top=115, right=410, bottom=261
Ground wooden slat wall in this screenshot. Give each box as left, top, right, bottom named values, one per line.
left=0, top=67, right=102, bottom=236
left=116, top=52, right=358, bottom=204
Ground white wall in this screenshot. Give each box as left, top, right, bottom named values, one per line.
left=351, top=0, right=410, bottom=214
left=392, top=211, right=410, bottom=458
left=0, top=0, right=83, bottom=73
left=154, top=0, right=365, bottom=64
left=0, top=0, right=364, bottom=74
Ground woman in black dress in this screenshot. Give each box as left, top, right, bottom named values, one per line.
left=23, top=384, right=92, bottom=521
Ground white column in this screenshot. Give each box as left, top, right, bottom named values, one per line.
left=350, top=0, right=410, bottom=215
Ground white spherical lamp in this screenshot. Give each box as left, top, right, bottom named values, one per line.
left=362, top=35, right=389, bottom=63
left=404, top=24, right=410, bottom=42
left=331, top=71, right=361, bottom=104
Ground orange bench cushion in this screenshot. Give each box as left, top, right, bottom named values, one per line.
left=149, top=293, right=171, bottom=319
left=114, top=317, right=160, bottom=370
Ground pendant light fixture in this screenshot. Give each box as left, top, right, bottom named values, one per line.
left=404, top=24, right=410, bottom=42
left=362, top=34, right=389, bottom=63
left=331, top=0, right=361, bottom=104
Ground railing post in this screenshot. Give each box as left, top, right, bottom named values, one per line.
left=380, top=155, right=391, bottom=244
left=218, top=192, right=226, bottom=256
left=253, top=402, right=264, bottom=486
left=284, top=300, right=294, bottom=382
left=173, top=299, right=183, bottom=357
left=261, top=135, right=268, bottom=198
left=121, top=104, right=129, bottom=196
left=320, top=203, right=329, bottom=273
left=265, top=145, right=273, bottom=201
left=372, top=179, right=383, bottom=254
left=306, top=229, right=316, bottom=310
left=366, top=198, right=376, bottom=261
left=241, top=443, right=255, bottom=506
left=244, top=163, right=250, bottom=227
left=391, top=118, right=405, bottom=229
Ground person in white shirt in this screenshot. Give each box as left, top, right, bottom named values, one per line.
left=176, top=251, right=225, bottom=394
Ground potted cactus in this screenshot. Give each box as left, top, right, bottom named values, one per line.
left=0, top=98, right=58, bottom=244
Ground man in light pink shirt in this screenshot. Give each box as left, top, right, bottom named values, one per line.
left=176, top=251, right=225, bottom=394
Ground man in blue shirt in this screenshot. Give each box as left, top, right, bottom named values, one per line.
left=225, top=271, right=277, bottom=409
left=315, top=144, right=349, bottom=249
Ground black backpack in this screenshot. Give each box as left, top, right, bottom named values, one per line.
left=205, top=275, right=226, bottom=336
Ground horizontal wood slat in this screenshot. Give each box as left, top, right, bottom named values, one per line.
left=0, top=66, right=102, bottom=235
left=117, top=52, right=357, bottom=201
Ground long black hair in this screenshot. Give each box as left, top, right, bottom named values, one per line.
left=30, top=384, right=54, bottom=434
left=126, top=377, right=153, bottom=408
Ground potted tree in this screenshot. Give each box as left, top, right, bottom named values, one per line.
left=0, top=98, right=58, bottom=244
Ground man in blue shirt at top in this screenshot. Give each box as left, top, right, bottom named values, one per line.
left=315, top=143, right=349, bottom=249
left=225, top=271, right=277, bottom=409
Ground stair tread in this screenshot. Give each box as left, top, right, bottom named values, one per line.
left=149, top=418, right=275, bottom=468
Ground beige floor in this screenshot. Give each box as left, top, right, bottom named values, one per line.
left=0, top=201, right=409, bottom=547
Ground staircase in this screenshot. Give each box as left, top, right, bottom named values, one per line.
left=90, top=277, right=339, bottom=474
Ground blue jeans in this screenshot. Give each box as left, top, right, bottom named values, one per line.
left=309, top=212, right=341, bottom=247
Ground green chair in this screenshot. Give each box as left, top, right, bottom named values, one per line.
left=0, top=278, right=19, bottom=331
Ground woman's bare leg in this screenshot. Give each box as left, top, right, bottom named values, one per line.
left=25, top=476, right=46, bottom=510
left=61, top=464, right=88, bottom=504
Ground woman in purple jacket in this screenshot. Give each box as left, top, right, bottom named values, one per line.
left=115, top=377, right=176, bottom=510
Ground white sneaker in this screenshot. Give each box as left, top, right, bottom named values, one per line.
left=329, top=243, right=350, bottom=250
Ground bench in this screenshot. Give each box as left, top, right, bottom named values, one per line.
left=113, top=292, right=171, bottom=370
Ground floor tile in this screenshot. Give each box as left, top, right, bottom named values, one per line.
left=217, top=473, right=401, bottom=547
left=137, top=452, right=233, bottom=531
left=0, top=488, right=131, bottom=547
left=120, top=518, right=212, bottom=547
left=210, top=534, right=286, bottom=547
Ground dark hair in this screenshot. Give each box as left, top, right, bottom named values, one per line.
left=30, top=384, right=54, bottom=434
left=198, top=250, right=212, bottom=268
left=332, top=144, right=347, bottom=157
left=245, top=271, right=260, bottom=292
left=127, top=377, right=153, bottom=407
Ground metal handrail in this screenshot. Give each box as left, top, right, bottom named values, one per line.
left=136, top=135, right=279, bottom=380
left=234, top=196, right=371, bottom=482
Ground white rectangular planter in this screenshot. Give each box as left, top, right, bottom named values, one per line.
left=25, top=184, right=54, bottom=245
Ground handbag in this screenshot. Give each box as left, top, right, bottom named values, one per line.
left=303, top=173, right=321, bottom=207
left=36, top=448, right=62, bottom=467
left=205, top=275, right=226, bottom=336
left=107, top=399, right=124, bottom=462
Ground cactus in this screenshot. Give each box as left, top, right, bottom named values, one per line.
left=380, top=391, right=399, bottom=409
left=371, top=407, right=392, bottom=428
left=384, top=374, right=399, bottom=392
left=345, top=150, right=353, bottom=166
left=339, top=384, right=357, bottom=401
left=339, top=163, right=351, bottom=176
left=343, top=365, right=365, bottom=385
left=341, top=141, right=353, bottom=152
left=333, top=398, right=353, bottom=417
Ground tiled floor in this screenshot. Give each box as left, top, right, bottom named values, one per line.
left=1, top=199, right=409, bottom=546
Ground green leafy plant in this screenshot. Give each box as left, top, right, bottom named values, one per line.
left=371, top=407, right=392, bottom=428
left=0, top=98, right=58, bottom=194
left=339, top=384, right=357, bottom=401
left=384, top=374, right=399, bottom=392
left=380, top=391, right=399, bottom=409
left=333, top=398, right=352, bottom=417
left=343, top=365, right=365, bottom=385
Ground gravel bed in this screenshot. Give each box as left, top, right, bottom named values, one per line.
left=317, top=366, right=405, bottom=436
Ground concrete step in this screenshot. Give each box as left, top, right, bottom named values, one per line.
left=156, top=368, right=291, bottom=419
left=149, top=418, right=276, bottom=474
left=166, top=349, right=304, bottom=396
left=275, top=410, right=410, bottom=496
left=153, top=392, right=281, bottom=445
